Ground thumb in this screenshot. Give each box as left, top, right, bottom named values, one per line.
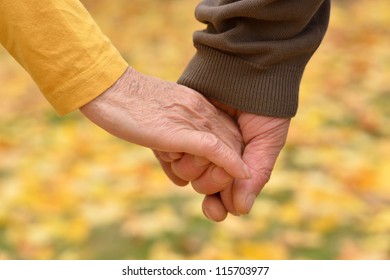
left=170, top=130, right=251, bottom=180
left=232, top=140, right=281, bottom=215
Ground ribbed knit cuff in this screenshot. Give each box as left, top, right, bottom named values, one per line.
left=178, top=45, right=305, bottom=118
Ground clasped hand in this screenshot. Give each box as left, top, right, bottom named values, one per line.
left=81, top=67, right=290, bottom=222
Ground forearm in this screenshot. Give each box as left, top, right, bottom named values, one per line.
left=178, top=0, right=330, bottom=118
left=0, top=0, right=128, bottom=115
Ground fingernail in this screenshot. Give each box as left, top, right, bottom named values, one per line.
left=169, top=152, right=183, bottom=160
left=245, top=193, right=257, bottom=213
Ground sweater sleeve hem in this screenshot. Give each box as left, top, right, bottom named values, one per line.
left=49, top=53, right=128, bottom=116
left=178, top=45, right=305, bottom=118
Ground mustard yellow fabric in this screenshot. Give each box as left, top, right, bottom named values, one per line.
left=0, top=0, right=128, bottom=115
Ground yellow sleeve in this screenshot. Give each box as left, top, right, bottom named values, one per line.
left=0, top=0, right=129, bottom=115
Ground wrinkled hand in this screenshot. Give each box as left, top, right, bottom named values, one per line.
left=162, top=100, right=290, bottom=222
left=208, top=101, right=290, bottom=219
left=80, top=67, right=251, bottom=181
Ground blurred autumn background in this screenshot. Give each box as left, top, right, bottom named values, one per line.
left=1, top=0, right=389, bottom=260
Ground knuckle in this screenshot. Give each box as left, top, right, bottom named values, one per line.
left=191, top=179, right=221, bottom=195
left=199, top=133, right=220, bottom=151
left=257, top=166, right=273, bottom=185
left=171, top=157, right=202, bottom=181
left=186, top=90, right=217, bottom=115
left=200, top=133, right=233, bottom=162
left=211, top=166, right=233, bottom=186
left=190, top=179, right=206, bottom=194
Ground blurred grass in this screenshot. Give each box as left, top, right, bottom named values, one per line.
left=0, top=0, right=390, bottom=260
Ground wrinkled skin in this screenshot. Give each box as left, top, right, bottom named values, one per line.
left=80, top=66, right=289, bottom=222
left=158, top=100, right=290, bottom=222
left=80, top=67, right=251, bottom=182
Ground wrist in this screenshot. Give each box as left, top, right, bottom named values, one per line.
left=79, top=67, right=137, bottom=114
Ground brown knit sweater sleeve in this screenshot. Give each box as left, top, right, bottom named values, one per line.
left=178, top=0, right=330, bottom=118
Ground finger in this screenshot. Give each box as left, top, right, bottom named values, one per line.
left=172, top=131, right=251, bottom=180
left=153, top=150, right=188, bottom=186
left=219, top=186, right=240, bottom=216
left=169, top=152, right=184, bottom=160
left=226, top=115, right=290, bottom=215
left=232, top=141, right=281, bottom=215
left=202, top=194, right=228, bottom=222
left=191, top=165, right=234, bottom=195
left=171, top=154, right=210, bottom=181
left=158, top=151, right=184, bottom=162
